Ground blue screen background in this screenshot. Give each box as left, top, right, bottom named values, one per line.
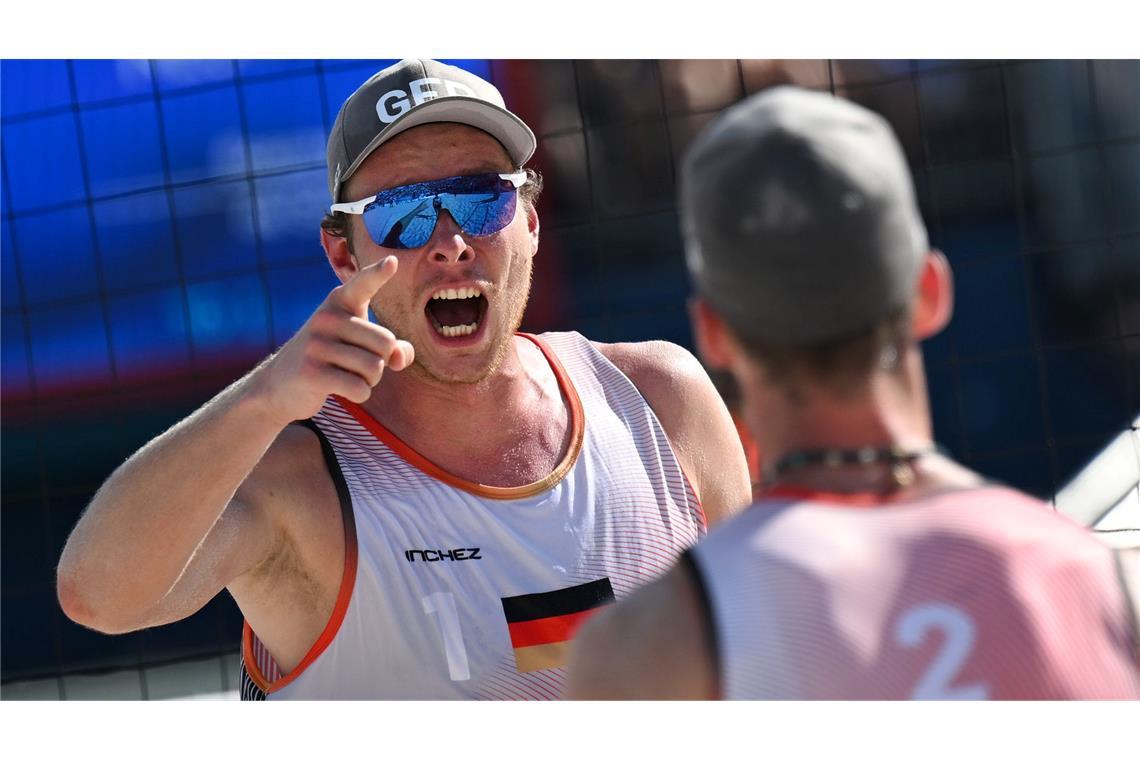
left=3, top=59, right=1137, bottom=685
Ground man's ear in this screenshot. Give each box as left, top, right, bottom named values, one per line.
left=525, top=200, right=540, bottom=256
left=321, top=226, right=359, bottom=285
left=689, top=298, right=736, bottom=370
left=912, top=249, right=954, bottom=341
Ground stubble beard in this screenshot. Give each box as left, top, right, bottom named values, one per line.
left=371, top=257, right=534, bottom=388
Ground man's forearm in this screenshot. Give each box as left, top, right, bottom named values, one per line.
left=56, top=368, right=286, bottom=632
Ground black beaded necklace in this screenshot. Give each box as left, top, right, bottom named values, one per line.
left=761, top=444, right=940, bottom=491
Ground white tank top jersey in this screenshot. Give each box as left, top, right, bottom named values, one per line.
left=240, top=331, right=706, bottom=699
left=687, top=485, right=1140, bottom=699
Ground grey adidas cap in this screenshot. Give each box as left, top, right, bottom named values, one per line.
left=327, top=59, right=537, bottom=202
left=681, top=86, right=929, bottom=345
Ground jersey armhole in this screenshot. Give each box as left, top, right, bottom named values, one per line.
left=679, top=548, right=722, bottom=698
left=240, top=418, right=359, bottom=699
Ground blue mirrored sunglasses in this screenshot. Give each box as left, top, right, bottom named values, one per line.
left=330, top=171, right=527, bottom=250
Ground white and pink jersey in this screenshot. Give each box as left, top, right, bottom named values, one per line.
left=240, top=331, right=705, bottom=699
left=688, top=485, right=1140, bottom=699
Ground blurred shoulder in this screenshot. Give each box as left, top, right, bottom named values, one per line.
left=566, top=560, right=717, bottom=699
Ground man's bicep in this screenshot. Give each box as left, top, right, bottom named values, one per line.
left=138, top=493, right=279, bottom=628
left=136, top=425, right=316, bottom=629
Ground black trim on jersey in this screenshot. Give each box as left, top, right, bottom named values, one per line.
left=679, top=548, right=722, bottom=695
left=294, top=418, right=355, bottom=528
left=1110, top=545, right=1140, bottom=668
left=240, top=657, right=267, bottom=701
left=501, top=578, right=615, bottom=623
left=238, top=418, right=355, bottom=701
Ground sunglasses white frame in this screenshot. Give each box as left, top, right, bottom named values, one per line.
left=329, top=171, right=528, bottom=215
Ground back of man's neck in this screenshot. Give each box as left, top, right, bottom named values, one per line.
left=751, top=399, right=983, bottom=498
left=761, top=455, right=986, bottom=500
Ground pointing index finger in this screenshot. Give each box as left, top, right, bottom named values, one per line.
left=339, top=256, right=398, bottom=313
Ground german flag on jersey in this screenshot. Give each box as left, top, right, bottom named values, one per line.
left=501, top=578, right=615, bottom=673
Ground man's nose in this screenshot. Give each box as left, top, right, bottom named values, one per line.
left=427, top=210, right=474, bottom=264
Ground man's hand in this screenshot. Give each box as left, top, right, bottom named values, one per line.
left=56, top=260, right=411, bottom=634
left=251, top=256, right=415, bottom=425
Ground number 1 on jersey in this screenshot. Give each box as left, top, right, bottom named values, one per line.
left=423, top=591, right=471, bottom=681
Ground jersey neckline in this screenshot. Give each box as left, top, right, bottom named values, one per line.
left=333, top=332, right=586, bottom=500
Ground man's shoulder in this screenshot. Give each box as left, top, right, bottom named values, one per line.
left=267, top=421, right=327, bottom=468
left=529, top=332, right=708, bottom=399
left=590, top=339, right=707, bottom=397
left=238, top=421, right=334, bottom=512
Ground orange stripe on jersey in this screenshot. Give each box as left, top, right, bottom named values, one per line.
left=507, top=608, right=598, bottom=648
left=242, top=429, right=359, bottom=695
left=333, top=332, right=585, bottom=500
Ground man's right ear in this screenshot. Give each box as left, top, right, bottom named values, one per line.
left=320, top=226, right=360, bottom=285
left=689, top=298, right=735, bottom=370
left=912, top=249, right=954, bottom=341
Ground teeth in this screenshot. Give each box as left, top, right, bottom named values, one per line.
left=431, top=286, right=482, bottom=300
left=436, top=322, right=478, bottom=338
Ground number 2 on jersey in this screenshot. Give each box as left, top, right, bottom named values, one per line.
left=422, top=592, right=471, bottom=681
left=893, top=602, right=990, bottom=700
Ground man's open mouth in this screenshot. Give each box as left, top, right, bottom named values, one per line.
left=424, top=286, right=489, bottom=338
